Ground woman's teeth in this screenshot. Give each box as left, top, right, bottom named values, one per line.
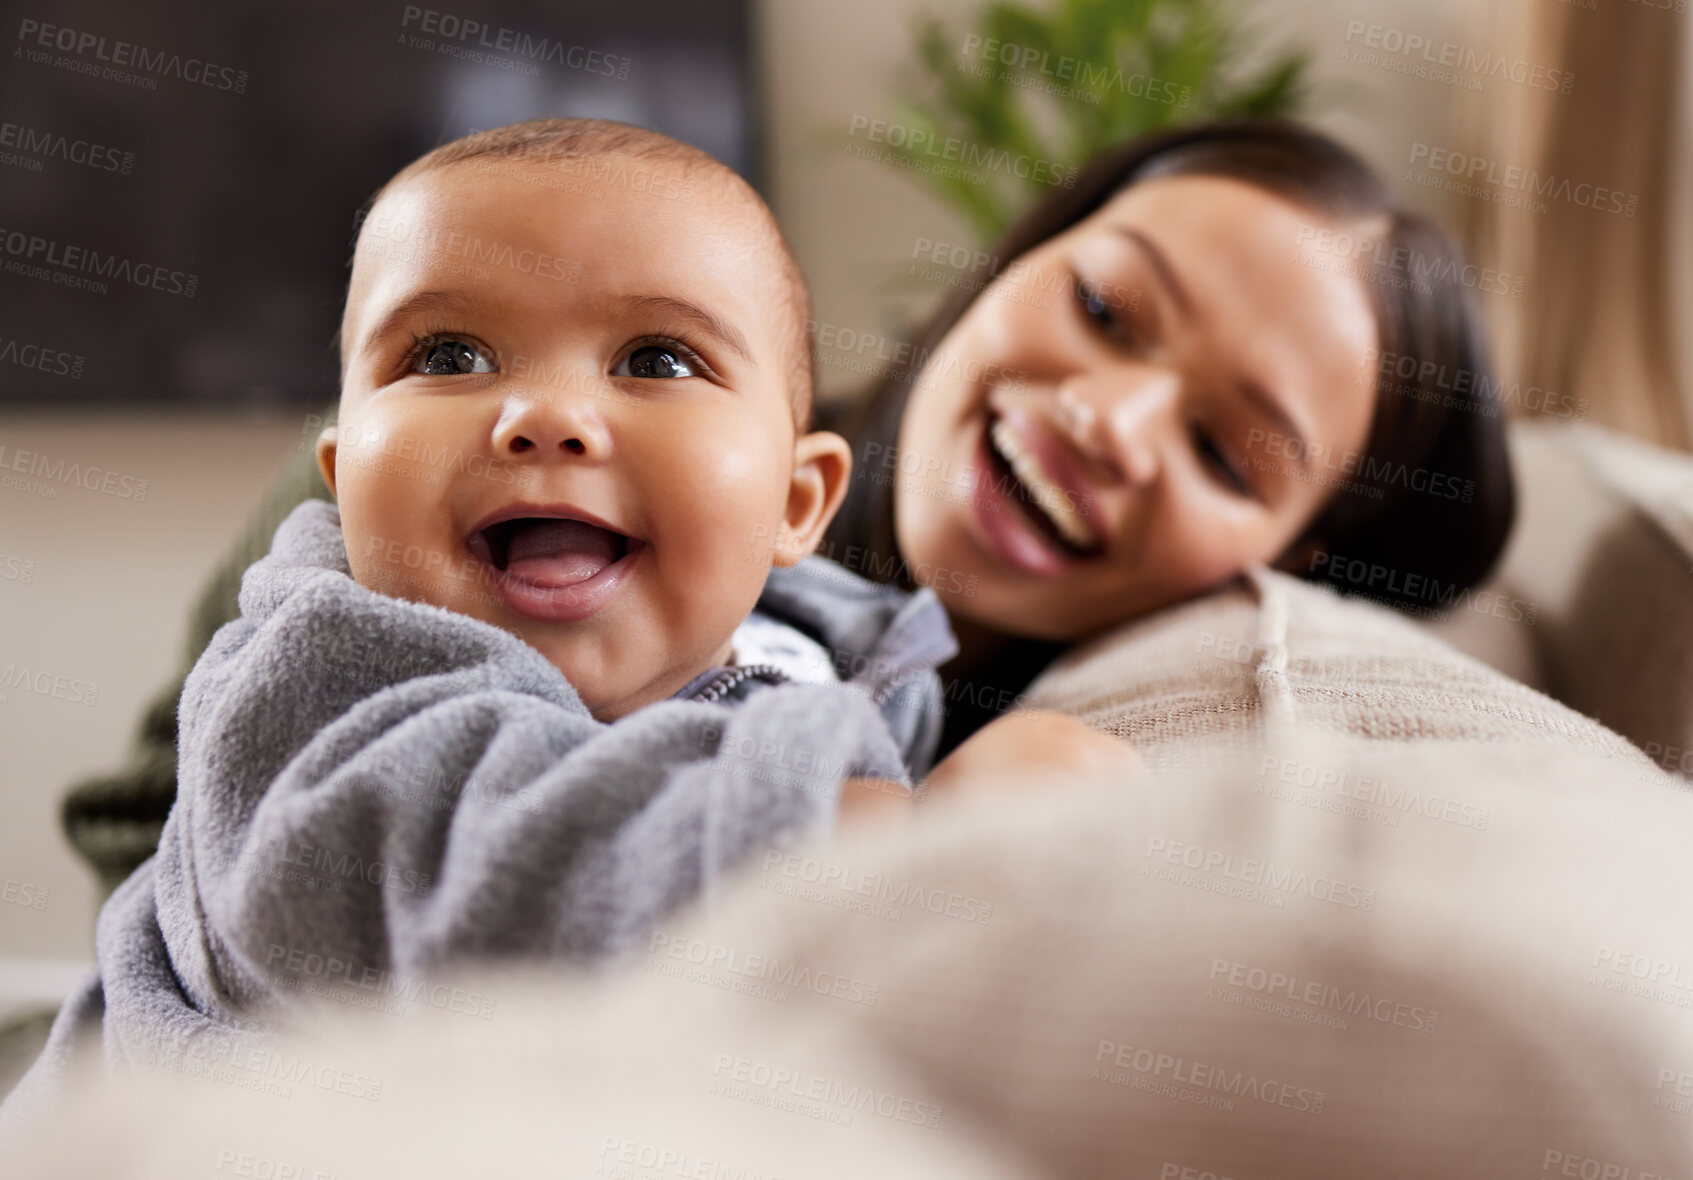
left=988, top=418, right=1099, bottom=553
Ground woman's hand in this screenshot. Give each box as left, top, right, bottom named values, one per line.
left=838, top=711, right=1141, bottom=825
left=837, top=774, right=916, bottom=823
left=920, top=709, right=1143, bottom=800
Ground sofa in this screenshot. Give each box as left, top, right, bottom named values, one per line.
left=5, top=416, right=1692, bottom=1168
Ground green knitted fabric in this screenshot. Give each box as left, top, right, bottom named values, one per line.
left=0, top=1006, right=56, bottom=1098
left=61, top=439, right=334, bottom=900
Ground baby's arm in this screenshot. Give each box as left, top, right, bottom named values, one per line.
left=168, top=505, right=911, bottom=1025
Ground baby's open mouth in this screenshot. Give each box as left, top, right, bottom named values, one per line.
left=469, top=517, right=634, bottom=588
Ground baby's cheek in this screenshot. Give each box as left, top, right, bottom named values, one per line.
left=674, top=441, right=789, bottom=539
left=339, top=496, right=456, bottom=609
left=678, top=503, right=782, bottom=594
left=336, top=450, right=411, bottom=536
left=334, top=493, right=387, bottom=583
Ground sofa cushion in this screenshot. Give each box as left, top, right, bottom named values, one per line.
left=1022, top=563, right=1655, bottom=779
left=21, top=733, right=1693, bottom=1178
left=1462, top=421, right=1693, bottom=778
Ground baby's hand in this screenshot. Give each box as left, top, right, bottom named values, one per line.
left=920, top=710, right=1143, bottom=800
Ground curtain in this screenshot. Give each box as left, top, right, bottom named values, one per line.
left=1453, top=0, right=1690, bottom=450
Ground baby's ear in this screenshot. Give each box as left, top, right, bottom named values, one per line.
left=772, top=430, right=852, bottom=568
left=314, top=425, right=340, bottom=499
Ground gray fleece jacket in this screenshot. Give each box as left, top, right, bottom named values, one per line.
left=1, top=499, right=954, bottom=1135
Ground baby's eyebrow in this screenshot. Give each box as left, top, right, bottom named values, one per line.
left=623, top=295, right=750, bottom=364
left=357, top=288, right=479, bottom=358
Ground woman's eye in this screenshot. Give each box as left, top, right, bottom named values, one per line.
left=614, top=344, right=696, bottom=379
left=1076, top=279, right=1132, bottom=343
left=1193, top=428, right=1254, bottom=498
left=413, top=338, right=495, bottom=376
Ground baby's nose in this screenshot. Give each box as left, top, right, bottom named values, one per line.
left=512, top=434, right=586, bottom=456
left=493, top=388, right=612, bottom=461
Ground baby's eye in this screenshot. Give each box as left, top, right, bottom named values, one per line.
left=614, top=344, right=696, bottom=380
left=413, top=337, right=495, bottom=376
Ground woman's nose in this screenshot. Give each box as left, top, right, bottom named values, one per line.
left=1054, top=367, right=1180, bottom=488
left=491, top=380, right=613, bottom=461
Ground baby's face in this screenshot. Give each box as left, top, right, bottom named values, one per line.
left=325, top=157, right=840, bottom=719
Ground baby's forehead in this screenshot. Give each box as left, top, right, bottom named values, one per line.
left=361, top=155, right=789, bottom=289
left=345, top=155, right=803, bottom=374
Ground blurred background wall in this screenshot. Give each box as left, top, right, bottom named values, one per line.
left=3, top=0, right=1688, bottom=1018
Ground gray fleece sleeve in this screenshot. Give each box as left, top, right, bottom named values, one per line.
left=158, top=502, right=908, bottom=1026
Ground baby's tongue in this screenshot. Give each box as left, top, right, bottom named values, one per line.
left=502, top=519, right=622, bottom=585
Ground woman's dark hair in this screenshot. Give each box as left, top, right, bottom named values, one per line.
left=826, top=118, right=1516, bottom=617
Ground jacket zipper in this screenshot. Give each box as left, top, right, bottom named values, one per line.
left=689, top=663, right=789, bottom=704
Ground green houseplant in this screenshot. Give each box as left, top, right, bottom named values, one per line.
left=874, top=0, right=1312, bottom=240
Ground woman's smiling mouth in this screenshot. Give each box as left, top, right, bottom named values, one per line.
left=966, top=400, right=1108, bottom=575
left=987, top=416, right=1103, bottom=553
left=969, top=412, right=1107, bottom=576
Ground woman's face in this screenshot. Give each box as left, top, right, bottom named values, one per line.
left=893, top=174, right=1382, bottom=641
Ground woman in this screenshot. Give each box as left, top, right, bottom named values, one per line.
left=826, top=118, right=1515, bottom=758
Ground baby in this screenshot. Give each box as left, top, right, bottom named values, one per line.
left=2, top=119, right=965, bottom=1121
left=323, top=117, right=875, bottom=722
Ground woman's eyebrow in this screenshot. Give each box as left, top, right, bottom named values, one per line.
left=1114, top=227, right=1193, bottom=317
left=1115, top=225, right=1315, bottom=471
left=622, top=294, right=750, bottom=363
